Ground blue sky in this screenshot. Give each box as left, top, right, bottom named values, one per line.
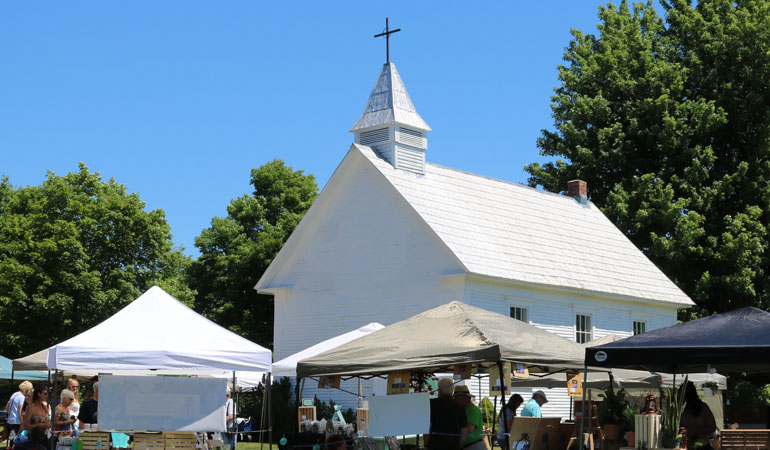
left=1, top=1, right=613, bottom=256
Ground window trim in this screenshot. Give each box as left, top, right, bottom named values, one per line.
left=505, top=297, right=532, bottom=324
left=632, top=319, right=647, bottom=335
left=509, top=305, right=529, bottom=323
left=574, top=312, right=594, bottom=344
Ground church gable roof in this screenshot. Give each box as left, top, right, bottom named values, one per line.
left=355, top=144, right=693, bottom=306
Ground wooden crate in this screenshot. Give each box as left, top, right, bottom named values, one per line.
left=164, top=431, right=197, bottom=450
left=298, top=405, right=316, bottom=429
left=79, top=432, right=111, bottom=450
left=721, top=429, right=770, bottom=449
left=357, top=408, right=369, bottom=436
left=134, top=432, right=165, bottom=450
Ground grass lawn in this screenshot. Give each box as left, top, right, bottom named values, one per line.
left=236, top=443, right=279, bottom=450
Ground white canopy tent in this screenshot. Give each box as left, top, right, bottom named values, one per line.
left=13, top=347, right=266, bottom=389
left=45, top=286, right=271, bottom=372
left=272, top=322, right=384, bottom=377
left=14, top=286, right=273, bottom=436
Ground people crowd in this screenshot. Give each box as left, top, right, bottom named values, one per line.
left=3, top=379, right=98, bottom=450
left=425, top=378, right=529, bottom=450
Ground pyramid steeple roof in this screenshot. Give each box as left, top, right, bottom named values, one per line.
left=350, top=62, right=431, bottom=132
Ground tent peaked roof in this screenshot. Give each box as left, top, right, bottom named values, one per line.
left=296, top=301, right=585, bottom=377
left=272, top=322, right=385, bottom=377
left=586, top=307, right=770, bottom=373
left=47, top=286, right=271, bottom=372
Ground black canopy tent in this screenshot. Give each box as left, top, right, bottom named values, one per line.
left=585, top=307, right=770, bottom=373
left=577, top=307, right=770, bottom=450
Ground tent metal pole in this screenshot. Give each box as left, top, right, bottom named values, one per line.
left=497, top=361, right=509, bottom=450
left=295, top=377, right=302, bottom=432
left=267, top=372, right=273, bottom=447
left=233, top=371, right=238, bottom=450
left=578, top=363, right=588, bottom=450
left=50, top=369, right=60, bottom=450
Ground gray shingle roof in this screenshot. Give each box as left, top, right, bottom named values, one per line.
left=356, top=144, right=693, bottom=306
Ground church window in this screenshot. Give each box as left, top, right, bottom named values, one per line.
left=509, top=306, right=528, bottom=323
left=575, top=313, right=592, bottom=344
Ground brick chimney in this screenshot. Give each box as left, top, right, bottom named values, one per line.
left=567, top=179, right=588, bottom=204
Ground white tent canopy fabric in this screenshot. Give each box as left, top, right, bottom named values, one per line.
left=13, top=347, right=266, bottom=389
left=42, top=286, right=271, bottom=373
left=272, top=322, right=384, bottom=377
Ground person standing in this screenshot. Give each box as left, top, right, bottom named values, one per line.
left=497, top=394, right=524, bottom=450
left=453, top=386, right=486, bottom=450
left=54, top=389, right=78, bottom=450
left=23, top=384, right=51, bottom=435
left=4, top=381, right=33, bottom=446
left=222, top=391, right=236, bottom=450
left=78, top=382, right=98, bottom=429
left=426, top=378, right=468, bottom=450
left=65, top=379, right=80, bottom=434
left=520, top=391, right=548, bottom=418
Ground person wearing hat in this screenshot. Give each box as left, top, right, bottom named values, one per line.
left=520, top=391, right=548, bottom=418
left=453, top=385, right=486, bottom=450
left=426, top=378, right=468, bottom=450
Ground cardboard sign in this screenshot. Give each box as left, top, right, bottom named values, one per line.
left=567, top=373, right=583, bottom=398
left=489, top=364, right=511, bottom=395
left=513, top=363, right=530, bottom=378
left=387, top=371, right=410, bottom=395
left=453, top=364, right=472, bottom=380
left=318, top=375, right=341, bottom=389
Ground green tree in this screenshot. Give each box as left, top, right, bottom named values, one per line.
left=0, top=164, right=193, bottom=358
left=526, top=0, right=770, bottom=317
left=189, top=159, right=317, bottom=348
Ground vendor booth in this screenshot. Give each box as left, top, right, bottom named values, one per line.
left=586, top=306, right=770, bottom=373
left=296, top=301, right=589, bottom=450
left=13, top=286, right=272, bottom=448
left=582, top=307, right=770, bottom=450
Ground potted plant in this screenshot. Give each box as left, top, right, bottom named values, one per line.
left=622, top=405, right=637, bottom=447
left=661, top=376, right=688, bottom=449
left=597, top=385, right=630, bottom=441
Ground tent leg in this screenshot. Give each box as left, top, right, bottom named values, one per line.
left=50, top=370, right=60, bottom=450
left=497, top=361, right=509, bottom=450
left=492, top=395, right=499, bottom=444
left=578, top=363, right=588, bottom=450
left=267, top=373, right=273, bottom=447
left=295, top=377, right=302, bottom=432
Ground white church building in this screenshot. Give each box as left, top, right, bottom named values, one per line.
left=255, top=61, right=693, bottom=415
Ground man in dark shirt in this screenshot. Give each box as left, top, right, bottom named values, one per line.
left=78, top=381, right=99, bottom=427
left=426, top=378, right=468, bottom=450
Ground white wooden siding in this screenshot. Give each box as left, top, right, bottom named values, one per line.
left=269, top=153, right=466, bottom=410
left=464, top=278, right=679, bottom=420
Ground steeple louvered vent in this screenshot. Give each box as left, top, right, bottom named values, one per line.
left=359, top=128, right=390, bottom=146
left=396, top=127, right=425, bottom=149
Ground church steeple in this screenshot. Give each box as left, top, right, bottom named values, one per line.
left=350, top=20, right=430, bottom=174
left=350, top=62, right=431, bottom=174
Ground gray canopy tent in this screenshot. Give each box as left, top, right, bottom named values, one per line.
left=296, top=301, right=588, bottom=444
left=296, top=301, right=586, bottom=377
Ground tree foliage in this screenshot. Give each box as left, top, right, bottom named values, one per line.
left=0, top=164, right=193, bottom=358
left=189, top=159, right=317, bottom=348
left=526, top=0, right=770, bottom=316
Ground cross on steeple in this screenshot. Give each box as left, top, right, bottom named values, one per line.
left=374, top=17, right=401, bottom=64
